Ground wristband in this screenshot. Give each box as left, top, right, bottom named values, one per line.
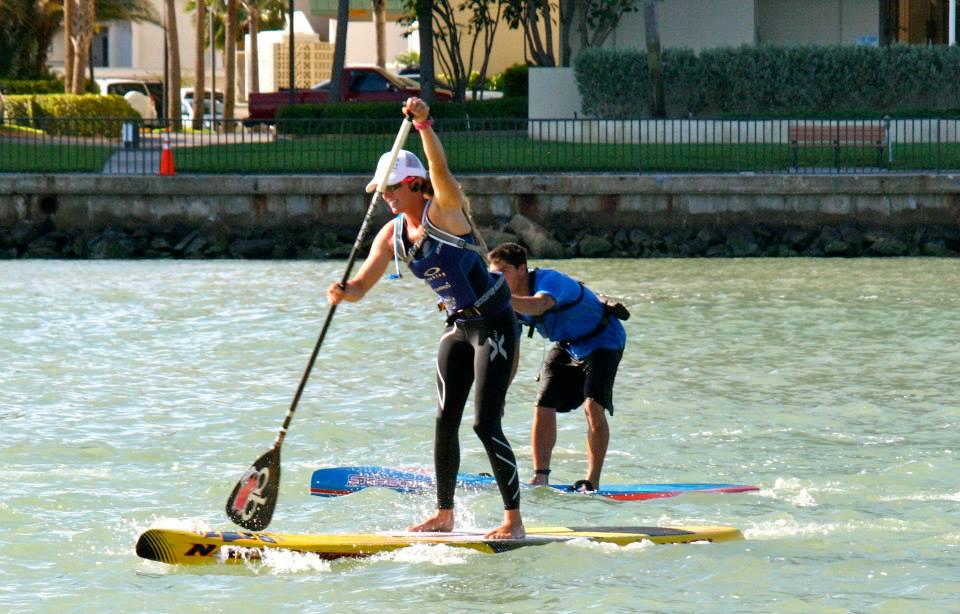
left=413, top=118, right=433, bottom=131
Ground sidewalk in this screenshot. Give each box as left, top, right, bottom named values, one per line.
left=101, top=103, right=249, bottom=174
left=100, top=124, right=262, bottom=174
left=102, top=150, right=162, bottom=174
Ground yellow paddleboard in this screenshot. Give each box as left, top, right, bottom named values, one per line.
left=136, top=525, right=743, bottom=565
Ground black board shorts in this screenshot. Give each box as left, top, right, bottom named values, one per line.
left=536, top=345, right=623, bottom=415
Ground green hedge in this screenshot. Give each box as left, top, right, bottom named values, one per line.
left=3, top=94, right=139, bottom=136
left=0, top=78, right=98, bottom=95
left=575, top=44, right=960, bottom=118
left=498, top=63, right=529, bottom=98
left=276, top=97, right=528, bottom=135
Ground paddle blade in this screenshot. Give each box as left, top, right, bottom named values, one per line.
left=225, top=447, right=281, bottom=531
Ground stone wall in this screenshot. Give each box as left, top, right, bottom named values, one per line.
left=1, top=173, right=958, bottom=258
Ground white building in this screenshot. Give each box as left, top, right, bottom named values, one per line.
left=44, top=0, right=960, bottom=100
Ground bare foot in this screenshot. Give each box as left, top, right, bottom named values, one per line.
left=407, top=509, right=454, bottom=533
left=484, top=509, right=524, bottom=539
left=529, top=474, right=549, bottom=486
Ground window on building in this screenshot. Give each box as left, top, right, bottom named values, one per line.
left=91, top=28, right=109, bottom=66
left=882, top=0, right=955, bottom=44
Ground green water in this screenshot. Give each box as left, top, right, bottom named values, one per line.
left=1, top=259, right=958, bottom=613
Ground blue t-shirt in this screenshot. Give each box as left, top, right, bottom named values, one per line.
left=518, top=268, right=626, bottom=360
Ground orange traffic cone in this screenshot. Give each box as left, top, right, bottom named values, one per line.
left=159, top=131, right=175, bottom=176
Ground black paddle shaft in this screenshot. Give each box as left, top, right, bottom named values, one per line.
left=273, top=195, right=371, bottom=448
left=226, top=116, right=413, bottom=531
left=274, top=115, right=414, bottom=448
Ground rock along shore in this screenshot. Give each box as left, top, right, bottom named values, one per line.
left=2, top=214, right=957, bottom=259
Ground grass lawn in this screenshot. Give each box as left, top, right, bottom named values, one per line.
left=3, top=131, right=959, bottom=174
left=0, top=141, right=115, bottom=172
left=174, top=134, right=958, bottom=174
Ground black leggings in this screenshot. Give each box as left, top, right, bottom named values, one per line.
left=434, top=308, right=520, bottom=510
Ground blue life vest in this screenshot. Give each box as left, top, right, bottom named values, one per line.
left=519, top=268, right=626, bottom=360
left=393, top=201, right=507, bottom=318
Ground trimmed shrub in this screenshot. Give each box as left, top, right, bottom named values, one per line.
left=575, top=44, right=960, bottom=118
left=3, top=94, right=139, bottom=136
left=499, top=63, right=529, bottom=98
left=2, top=95, right=40, bottom=119
left=276, top=97, right=529, bottom=135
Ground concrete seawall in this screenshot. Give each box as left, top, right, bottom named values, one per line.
left=2, top=173, right=959, bottom=230
left=2, top=173, right=958, bottom=258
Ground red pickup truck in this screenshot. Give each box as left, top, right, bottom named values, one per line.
left=246, top=66, right=453, bottom=124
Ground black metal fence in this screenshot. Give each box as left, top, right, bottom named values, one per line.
left=2, top=116, right=959, bottom=175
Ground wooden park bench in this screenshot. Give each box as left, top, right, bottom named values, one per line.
left=788, top=124, right=886, bottom=169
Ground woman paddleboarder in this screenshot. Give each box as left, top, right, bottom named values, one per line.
left=326, top=97, right=524, bottom=539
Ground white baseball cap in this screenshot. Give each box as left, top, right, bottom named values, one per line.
left=365, top=149, right=427, bottom=193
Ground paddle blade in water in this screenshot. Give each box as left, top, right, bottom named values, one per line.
left=225, top=447, right=281, bottom=531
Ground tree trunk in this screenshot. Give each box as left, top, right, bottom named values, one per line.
left=416, top=0, right=435, bottom=104
left=165, top=0, right=182, bottom=129
left=433, top=1, right=465, bottom=102
left=329, top=0, right=349, bottom=103
left=522, top=0, right=555, bottom=67
left=559, top=0, right=575, bottom=67
left=70, top=0, right=95, bottom=94
left=372, top=0, right=386, bottom=68
left=471, top=1, right=502, bottom=99
left=644, top=0, right=665, bottom=118
left=248, top=11, right=260, bottom=94
left=541, top=1, right=555, bottom=66
left=22, top=0, right=59, bottom=78
left=224, top=0, right=237, bottom=128
left=88, top=40, right=95, bottom=83
left=193, top=0, right=206, bottom=130
left=64, top=0, right=75, bottom=92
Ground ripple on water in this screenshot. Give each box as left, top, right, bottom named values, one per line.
left=1, top=259, right=959, bottom=611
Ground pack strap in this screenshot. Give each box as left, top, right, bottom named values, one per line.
left=421, top=208, right=487, bottom=256
left=559, top=312, right=611, bottom=350
left=393, top=214, right=427, bottom=265
left=523, top=269, right=587, bottom=338
left=393, top=202, right=486, bottom=265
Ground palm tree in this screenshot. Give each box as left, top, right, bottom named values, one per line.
left=1, top=0, right=155, bottom=82
left=0, top=0, right=44, bottom=78
left=164, top=0, right=182, bottom=127
left=223, top=0, right=237, bottom=126
left=643, top=0, right=664, bottom=118
left=97, top=0, right=156, bottom=22
left=372, top=0, right=386, bottom=68
left=239, top=0, right=276, bottom=94
left=70, top=0, right=96, bottom=93
left=415, top=0, right=435, bottom=104
left=185, top=0, right=282, bottom=108
left=328, top=0, right=349, bottom=102
left=192, top=0, right=206, bottom=130
left=63, top=0, right=74, bottom=89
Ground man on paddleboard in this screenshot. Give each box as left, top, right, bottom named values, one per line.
left=327, top=98, right=524, bottom=540
left=488, top=243, right=627, bottom=492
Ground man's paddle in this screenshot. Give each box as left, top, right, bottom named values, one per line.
left=225, top=116, right=415, bottom=531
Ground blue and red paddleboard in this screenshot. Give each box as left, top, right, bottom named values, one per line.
left=309, top=466, right=758, bottom=501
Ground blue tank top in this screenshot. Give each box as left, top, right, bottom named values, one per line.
left=393, top=202, right=503, bottom=316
